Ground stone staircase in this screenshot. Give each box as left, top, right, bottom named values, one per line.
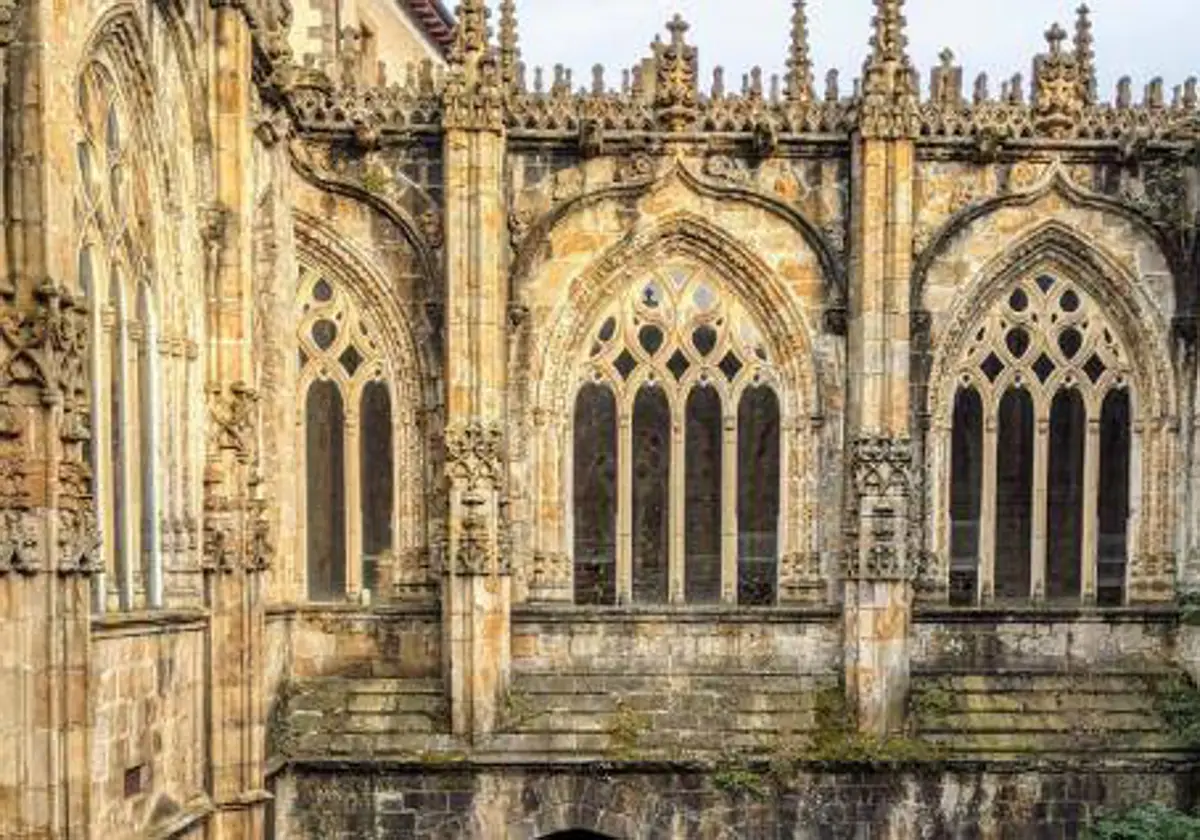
left=276, top=677, right=459, bottom=759
left=479, top=670, right=834, bottom=759
left=909, top=668, right=1193, bottom=758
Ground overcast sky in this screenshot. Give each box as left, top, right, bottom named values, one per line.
left=509, top=1, right=1194, bottom=99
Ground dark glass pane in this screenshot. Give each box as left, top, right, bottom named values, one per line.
left=638, top=325, right=664, bottom=356
left=1058, top=327, right=1082, bottom=360
left=737, top=386, right=779, bottom=606
left=312, top=319, right=338, bottom=350
left=1006, top=327, right=1030, bottom=359
left=685, top=388, right=722, bottom=603
left=573, top=385, right=617, bottom=605
left=692, top=324, right=718, bottom=356
left=306, top=381, right=346, bottom=601
left=994, top=389, right=1033, bottom=600
left=1047, top=389, right=1085, bottom=601
left=949, top=387, right=983, bottom=606
left=632, top=385, right=670, bottom=604
left=360, top=382, right=393, bottom=598
left=1098, top=390, right=1131, bottom=607
left=313, top=278, right=333, bottom=301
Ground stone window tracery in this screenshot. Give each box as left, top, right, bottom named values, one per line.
left=945, top=272, right=1134, bottom=605
left=298, top=269, right=396, bottom=602
left=571, top=262, right=781, bottom=606
left=76, top=61, right=165, bottom=612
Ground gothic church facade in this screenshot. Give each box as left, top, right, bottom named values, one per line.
left=3, top=0, right=1200, bottom=836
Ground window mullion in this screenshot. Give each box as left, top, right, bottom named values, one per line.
left=1082, top=412, right=1102, bottom=604
left=1031, top=407, right=1050, bottom=603
left=979, top=407, right=998, bottom=604
left=345, top=401, right=363, bottom=603
left=616, top=409, right=633, bottom=604
left=721, top=409, right=738, bottom=605
left=669, top=391, right=685, bottom=604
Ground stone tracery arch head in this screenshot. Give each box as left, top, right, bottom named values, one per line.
left=574, top=259, right=780, bottom=411
left=928, top=220, right=1175, bottom=426
left=534, top=211, right=821, bottom=422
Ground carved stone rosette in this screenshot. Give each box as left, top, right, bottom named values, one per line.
left=844, top=435, right=914, bottom=581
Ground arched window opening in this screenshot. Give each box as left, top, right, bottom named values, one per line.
left=297, top=268, right=398, bottom=603
left=573, top=384, right=617, bottom=605
left=109, top=273, right=131, bottom=610
left=948, top=386, right=982, bottom=606
left=944, top=272, right=1136, bottom=605
left=360, top=382, right=393, bottom=598
left=1098, top=389, right=1131, bottom=606
left=632, top=385, right=670, bottom=604
left=138, top=282, right=162, bottom=608
left=306, top=381, right=346, bottom=601
left=685, top=387, right=722, bottom=603
left=1047, top=389, right=1085, bottom=600
left=569, top=262, right=784, bottom=606
left=737, top=385, right=780, bottom=606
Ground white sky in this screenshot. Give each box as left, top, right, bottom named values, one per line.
left=509, top=0, right=1195, bottom=99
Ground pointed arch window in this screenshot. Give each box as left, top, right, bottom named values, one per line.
left=76, top=61, right=162, bottom=612
left=571, top=262, right=782, bottom=606
left=298, top=269, right=396, bottom=603
left=945, top=274, right=1134, bottom=604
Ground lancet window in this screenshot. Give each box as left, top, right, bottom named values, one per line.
left=571, top=262, right=781, bottom=606
left=946, top=274, right=1133, bottom=606
left=76, top=61, right=164, bottom=612
left=298, top=269, right=396, bottom=602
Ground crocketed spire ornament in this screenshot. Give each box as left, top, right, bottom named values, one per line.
left=654, top=14, right=699, bottom=132
left=1073, top=4, right=1096, bottom=103
left=859, top=0, right=919, bottom=138
left=443, top=0, right=503, bottom=129
left=498, top=0, right=520, bottom=90
left=786, top=0, right=814, bottom=105
left=1034, top=22, right=1086, bottom=138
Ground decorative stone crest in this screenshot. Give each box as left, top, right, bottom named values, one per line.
left=1033, top=24, right=1085, bottom=139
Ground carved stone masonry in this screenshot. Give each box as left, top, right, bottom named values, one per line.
left=653, top=15, right=699, bottom=132
left=846, top=435, right=914, bottom=581
left=444, top=420, right=503, bottom=492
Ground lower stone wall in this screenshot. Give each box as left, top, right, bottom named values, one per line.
left=89, top=612, right=209, bottom=838
left=271, top=604, right=442, bottom=678
left=512, top=607, right=841, bottom=675
left=911, top=607, right=1178, bottom=671
left=273, top=762, right=1198, bottom=839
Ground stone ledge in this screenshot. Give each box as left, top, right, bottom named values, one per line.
left=914, top=605, right=1180, bottom=625
left=266, top=603, right=441, bottom=620
left=90, top=608, right=209, bottom=639
left=514, top=604, right=840, bottom=625
left=145, top=794, right=214, bottom=840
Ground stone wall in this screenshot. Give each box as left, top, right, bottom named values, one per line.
left=275, top=763, right=1197, bottom=839
left=89, top=614, right=209, bottom=838
left=512, top=608, right=840, bottom=676
left=279, top=605, right=442, bottom=679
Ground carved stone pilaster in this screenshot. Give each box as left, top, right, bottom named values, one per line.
left=444, top=421, right=508, bottom=577
left=202, top=382, right=271, bottom=574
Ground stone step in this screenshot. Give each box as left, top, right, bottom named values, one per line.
left=511, top=673, right=827, bottom=695
left=291, top=731, right=463, bottom=758
left=923, top=730, right=1185, bottom=754
left=480, top=730, right=781, bottom=755
left=504, top=709, right=818, bottom=735
left=343, top=692, right=446, bottom=715
left=921, top=710, right=1162, bottom=734
left=508, top=690, right=823, bottom=716
left=916, top=673, right=1159, bottom=694
left=914, top=691, right=1155, bottom=714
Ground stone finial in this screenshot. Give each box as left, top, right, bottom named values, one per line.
left=591, top=64, right=605, bottom=95
left=498, top=0, right=520, bottom=89
left=1185, top=78, right=1198, bottom=110
left=449, top=0, right=491, bottom=65
left=653, top=14, right=699, bottom=131
left=533, top=65, right=544, bottom=94
left=825, top=69, right=840, bottom=103
left=867, top=0, right=910, bottom=67
left=973, top=73, right=990, bottom=105
left=930, top=48, right=963, bottom=107
left=786, top=0, right=815, bottom=104
left=1073, top=4, right=1096, bottom=102
left=712, top=66, right=725, bottom=99
left=1146, top=77, right=1164, bottom=109
left=749, top=66, right=764, bottom=101
left=1116, top=76, right=1132, bottom=108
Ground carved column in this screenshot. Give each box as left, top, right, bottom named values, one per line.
left=440, top=4, right=511, bottom=740
left=201, top=2, right=271, bottom=836
left=843, top=0, right=920, bottom=736
left=0, top=0, right=99, bottom=831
